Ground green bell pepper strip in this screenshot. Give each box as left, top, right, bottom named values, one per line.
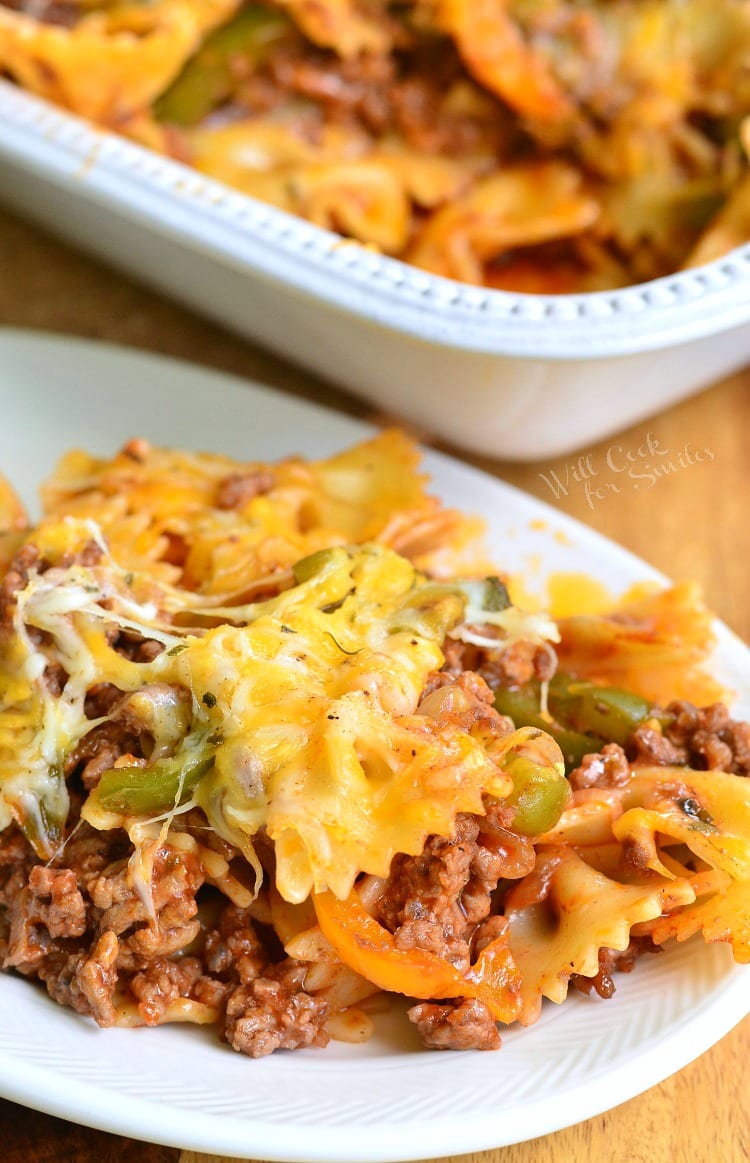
left=502, top=749, right=570, bottom=836
left=547, top=674, right=656, bottom=746
left=292, top=548, right=339, bottom=586
left=155, top=5, right=292, bottom=127
left=494, top=683, right=602, bottom=771
left=94, top=753, right=215, bottom=816
left=481, top=576, right=511, bottom=613
left=17, top=782, right=68, bottom=860
left=494, top=673, right=662, bottom=773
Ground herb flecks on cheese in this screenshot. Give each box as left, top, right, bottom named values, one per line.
left=2, top=524, right=560, bottom=900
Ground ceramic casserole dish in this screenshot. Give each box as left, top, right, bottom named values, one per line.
left=0, top=80, right=749, bottom=460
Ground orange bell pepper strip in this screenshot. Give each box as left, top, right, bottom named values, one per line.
left=313, top=888, right=522, bottom=1023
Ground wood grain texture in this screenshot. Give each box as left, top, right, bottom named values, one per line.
left=0, top=1098, right=179, bottom=1163
left=0, top=206, right=748, bottom=1163
left=490, top=371, right=750, bottom=643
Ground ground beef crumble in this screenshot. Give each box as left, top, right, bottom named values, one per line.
left=64, top=723, right=145, bottom=791
left=631, top=700, right=750, bottom=775
left=570, top=938, right=661, bottom=999
left=27, top=866, right=87, bottom=939
left=364, top=667, right=545, bottom=1050
left=215, top=470, right=275, bottom=510
left=0, top=542, right=39, bottom=632
left=376, top=796, right=533, bottom=1049
left=0, top=786, right=529, bottom=1053
left=203, top=903, right=269, bottom=984
left=66, top=683, right=190, bottom=790
left=418, top=669, right=516, bottom=739
left=3, top=613, right=746, bottom=1056
left=2, top=1, right=78, bottom=23
left=377, top=805, right=534, bottom=969
left=568, top=742, right=631, bottom=791
left=224, top=959, right=329, bottom=1057
left=38, top=932, right=120, bottom=1026
left=234, top=37, right=512, bottom=158
left=0, top=827, right=35, bottom=916
left=569, top=698, right=750, bottom=788
left=130, top=955, right=204, bottom=1025
left=442, top=638, right=558, bottom=689
left=0, top=818, right=331, bottom=1056
left=408, top=997, right=502, bottom=1051
left=87, top=843, right=205, bottom=970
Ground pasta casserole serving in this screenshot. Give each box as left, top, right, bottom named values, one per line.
left=0, top=431, right=748, bottom=1056
left=1, top=2, right=749, bottom=291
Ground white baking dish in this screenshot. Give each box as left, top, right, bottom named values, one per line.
left=1, top=79, right=749, bottom=460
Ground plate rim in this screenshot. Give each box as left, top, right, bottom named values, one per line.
left=0, top=972, right=746, bottom=1162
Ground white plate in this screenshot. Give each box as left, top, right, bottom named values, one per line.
left=0, top=330, right=748, bottom=1161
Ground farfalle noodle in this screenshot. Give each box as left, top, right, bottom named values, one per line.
left=1, top=0, right=748, bottom=288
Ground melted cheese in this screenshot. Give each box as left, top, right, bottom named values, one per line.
left=3, top=524, right=557, bottom=893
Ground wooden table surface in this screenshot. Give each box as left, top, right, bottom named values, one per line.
left=0, top=206, right=748, bottom=1163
